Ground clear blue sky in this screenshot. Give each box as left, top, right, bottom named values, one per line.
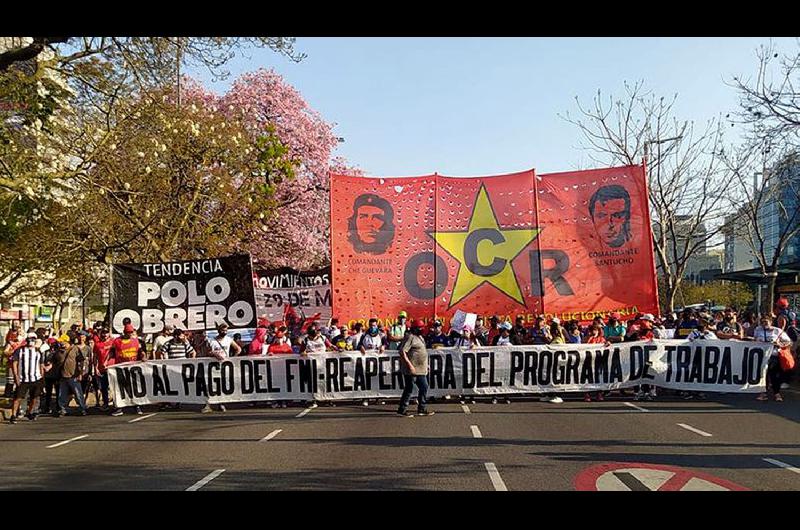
left=191, top=37, right=798, bottom=176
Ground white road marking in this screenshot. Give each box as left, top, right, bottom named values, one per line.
left=623, top=402, right=649, bottom=412
left=296, top=408, right=312, bottom=418
left=186, top=469, right=225, bottom=491
left=259, top=429, right=283, bottom=442
left=764, top=458, right=800, bottom=475
left=128, top=413, right=158, bottom=423
left=677, top=423, right=713, bottom=437
left=484, top=462, right=508, bottom=491
left=46, top=434, right=88, bottom=449
left=470, top=425, right=483, bottom=438
left=461, top=405, right=471, bottom=414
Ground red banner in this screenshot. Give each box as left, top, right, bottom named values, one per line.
left=331, top=165, right=657, bottom=326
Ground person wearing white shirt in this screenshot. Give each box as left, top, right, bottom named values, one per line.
left=752, top=316, right=793, bottom=402
left=201, top=323, right=241, bottom=414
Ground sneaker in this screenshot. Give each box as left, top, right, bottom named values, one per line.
left=100, top=405, right=109, bottom=412
left=396, top=411, right=414, bottom=417
left=200, top=405, right=213, bottom=414
left=136, top=406, right=143, bottom=415
left=8, top=416, right=16, bottom=424
left=417, top=410, right=435, bottom=416
left=584, top=394, right=592, bottom=402
left=379, top=401, right=386, bottom=405
left=26, top=413, right=38, bottom=421
left=539, top=396, right=551, bottom=402
left=444, top=395, right=452, bottom=400
left=111, top=408, right=124, bottom=416
left=80, top=409, right=88, bottom=416
left=504, top=398, right=511, bottom=404
left=362, top=400, right=369, bottom=407
left=219, top=405, right=226, bottom=412
left=280, top=402, right=287, bottom=408
left=548, top=396, right=564, bottom=404
left=756, top=393, right=769, bottom=401
left=683, top=393, right=695, bottom=400
left=491, top=397, right=498, bottom=404
left=270, top=403, right=279, bottom=409
left=775, top=394, right=784, bottom=402
left=308, top=402, right=318, bottom=409
left=633, top=392, right=643, bottom=401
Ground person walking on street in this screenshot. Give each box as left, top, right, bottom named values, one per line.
left=397, top=319, right=434, bottom=417
left=57, top=335, right=89, bottom=417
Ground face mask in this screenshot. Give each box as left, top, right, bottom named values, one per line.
left=369, top=326, right=378, bottom=334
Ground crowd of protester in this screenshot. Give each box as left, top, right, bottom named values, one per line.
left=3, top=298, right=799, bottom=423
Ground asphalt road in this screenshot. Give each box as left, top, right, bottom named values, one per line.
left=2, top=389, right=800, bottom=490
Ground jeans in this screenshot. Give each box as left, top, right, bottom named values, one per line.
left=41, top=377, right=60, bottom=413
left=99, top=373, right=109, bottom=407
left=58, top=378, right=87, bottom=413
left=398, top=374, right=429, bottom=413
left=768, top=356, right=785, bottom=394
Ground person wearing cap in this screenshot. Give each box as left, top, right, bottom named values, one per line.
left=387, top=311, right=408, bottom=350
left=603, top=313, right=626, bottom=343
left=492, top=322, right=520, bottom=346
left=109, top=323, right=146, bottom=416
left=397, top=319, right=434, bottom=417
left=426, top=321, right=451, bottom=349
left=8, top=333, right=49, bottom=423
left=56, top=334, right=89, bottom=417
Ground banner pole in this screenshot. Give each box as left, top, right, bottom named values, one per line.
left=640, top=157, right=661, bottom=317
left=328, top=170, right=335, bottom=325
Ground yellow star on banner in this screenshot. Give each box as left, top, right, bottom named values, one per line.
left=432, top=185, right=541, bottom=308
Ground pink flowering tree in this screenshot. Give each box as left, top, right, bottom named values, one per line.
left=217, top=69, right=360, bottom=269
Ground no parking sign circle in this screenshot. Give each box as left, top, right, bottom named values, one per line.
left=574, top=462, right=749, bottom=491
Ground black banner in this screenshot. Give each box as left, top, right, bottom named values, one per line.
left=109, top=254, right=257, bottom=334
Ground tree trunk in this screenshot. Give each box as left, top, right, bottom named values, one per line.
left=765, top=271, right=778, bottom=316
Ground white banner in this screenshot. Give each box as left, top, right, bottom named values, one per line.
left=108, top=340, right=771, bottom=406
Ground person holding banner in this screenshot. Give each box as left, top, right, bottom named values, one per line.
left=752, top=316, right=793, bottom=403
left=584, top=324, right=609, bottom=403
left=110, top=324, right=146, bottom=416
left=357, top=320, right=385, bottom=407
left=397, top=319, right=433, bottom=417
left=201, top=323, right=241, bottom=413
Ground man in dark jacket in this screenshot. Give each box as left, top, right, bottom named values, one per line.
left=56, top=335, right=88, bottom=417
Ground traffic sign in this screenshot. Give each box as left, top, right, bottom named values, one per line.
left=574, top=462, right=749, bottom=491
